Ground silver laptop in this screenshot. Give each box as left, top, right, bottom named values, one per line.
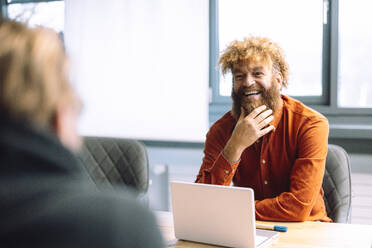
left=170, top=181, right=278, bottom=248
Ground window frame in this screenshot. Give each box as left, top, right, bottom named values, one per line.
left=6, top=0, right=62, bottom=4
left=1, top=0, right=63, bottom=18
left=209, top=0, right=372, bottom=139
left=1, top=0, right=371, bottom=140
left=0, top=0, right=6, bottom=18
left=210, top=0, right=329, bottom=105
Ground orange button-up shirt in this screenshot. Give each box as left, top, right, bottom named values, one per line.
left=196, top=95, right=331, bottom=222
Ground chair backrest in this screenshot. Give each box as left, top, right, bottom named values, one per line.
left=78, top=136, right=149, bottom=194
left=322, top=144, right=352, bottom=223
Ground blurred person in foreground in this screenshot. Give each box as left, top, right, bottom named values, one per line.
left=0, top=19, right=164, bottom=247
left=196, top=36, right=331, bottom=222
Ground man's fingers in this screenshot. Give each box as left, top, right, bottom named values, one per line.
left=255, top=109, right=273, bottom=123
left=259, top=125, right=275, bottom=137
left=257, top=115, right=274, bottom=129
left=247, top=105, right=267, bottom=119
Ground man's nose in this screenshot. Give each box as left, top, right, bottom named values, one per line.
left=243, top=74, right=255, bottom=87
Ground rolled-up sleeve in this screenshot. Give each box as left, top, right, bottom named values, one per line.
left=195, top=126, right=239, bottom=185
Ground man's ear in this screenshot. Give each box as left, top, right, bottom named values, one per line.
left=50, top=108, right=62, bottom=138
left=273, top=71, right=283, bottom=90
left=50, top=104, right=81, bottom=152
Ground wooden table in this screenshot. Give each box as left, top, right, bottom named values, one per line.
left=155, top=211, right=372, bottom=248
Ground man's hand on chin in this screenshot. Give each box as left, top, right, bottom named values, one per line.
left=223, top=105, right=274, bottom=163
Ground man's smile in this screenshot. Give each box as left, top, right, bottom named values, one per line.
left=244, top=90, right=261, bottom=97
left=242, top=90, right=262, bottom=101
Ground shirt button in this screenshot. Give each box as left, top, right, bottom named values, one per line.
left=262, top=159, right=266, bottom=164
left=225, top=170, right=229, bottom=175
left=264, top=180, right=268, bottom=185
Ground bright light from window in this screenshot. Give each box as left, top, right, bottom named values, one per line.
left=7, top=1, right=64, bottom=33
left=218, top=0, right=323, bottom=97
left=338, top=0, right=372, bottom=108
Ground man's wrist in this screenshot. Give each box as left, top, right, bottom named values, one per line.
left=223, top=141, right=243, bottom=164
left=222, top=149, right=241, bottom=165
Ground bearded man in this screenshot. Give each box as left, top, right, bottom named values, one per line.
left=196, top=36, right=331, bottom=222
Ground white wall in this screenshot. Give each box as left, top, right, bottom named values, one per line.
left=64, top=0, right=209, bottom=142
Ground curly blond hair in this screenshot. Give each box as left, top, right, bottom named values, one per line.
left=218, top=36, right=289, bottom=88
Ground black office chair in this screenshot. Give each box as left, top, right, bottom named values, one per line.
left=322, top=144, right=352, bottom=223
left=77, top=136, right=149, bottom=194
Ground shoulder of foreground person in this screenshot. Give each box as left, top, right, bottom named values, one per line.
left=2, top=184, right=166, bottom=248
left=56, top=188, right=166, bottom=248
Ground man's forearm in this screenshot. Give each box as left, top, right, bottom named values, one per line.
left=222, top=138, right=244, bottom=164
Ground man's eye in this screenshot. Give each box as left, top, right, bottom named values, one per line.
left=254, top=72, right=264, bottom=77
left=234, top=75, right=243, bottom=80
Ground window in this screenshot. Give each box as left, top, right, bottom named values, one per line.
left=210, top=0, right=372, bottom=126
left=5, top=0, right=64, bottom=33
left=338, top=0, right=372, bottom=108
left=218, top=0, right=324, bottom=99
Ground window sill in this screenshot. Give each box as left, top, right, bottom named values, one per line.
left=329, top=124, right=372, bottom=139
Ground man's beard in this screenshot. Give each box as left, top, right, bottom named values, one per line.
left=231, top=80, right=281, bottom=119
